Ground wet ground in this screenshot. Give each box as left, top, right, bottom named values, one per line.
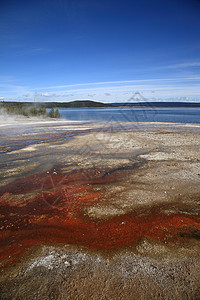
left=0, top=119, right=200, bottom=299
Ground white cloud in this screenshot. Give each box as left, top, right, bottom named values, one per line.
left=41, top=92, right=51, bottom=97
left=0, top=97, right=5, bottom=100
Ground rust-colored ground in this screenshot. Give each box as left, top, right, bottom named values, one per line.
left=0, top=167, right=199, bottom=267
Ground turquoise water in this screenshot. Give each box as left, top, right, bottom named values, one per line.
left=58, top=107, right=200, bottom=124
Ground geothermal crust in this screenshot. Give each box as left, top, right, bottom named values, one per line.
left=0, top=121, right=200, bottom=299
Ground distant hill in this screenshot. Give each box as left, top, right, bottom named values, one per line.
left=0, top=100, right=112, bottom=108
left=44, top=100, right=112, bottom=108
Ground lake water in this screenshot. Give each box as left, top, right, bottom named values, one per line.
left=58, top=107, right=200, bottom=124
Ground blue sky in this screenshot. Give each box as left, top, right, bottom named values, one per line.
left=1, top=0, right=200, bottom=102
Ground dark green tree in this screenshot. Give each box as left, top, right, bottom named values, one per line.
left=48, top=107, right=60, bottom=118
left=54, top=108, right=60, bottom=118
left=48, top=107, right=55, bottom=118
left=30, top=107, right=39, bottom=116
left=39, top=107, right=47, bottom=115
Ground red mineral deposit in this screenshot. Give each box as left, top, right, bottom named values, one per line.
left=0, top=168, right=199, bottom=267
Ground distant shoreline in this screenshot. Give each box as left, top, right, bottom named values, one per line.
left=1, top=100, right=200, bottom=108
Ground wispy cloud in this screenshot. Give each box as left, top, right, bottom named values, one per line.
left=16, top=47, right=47, bottom=56
left=0, top=75, right=18, bottom=83
left=164, top=62, right=200, bottom=69
left=2, top=76, right=200, bottom=102
left=0, top=82, right=31, bottom=99
left=36, top=76, right=200, bottom=91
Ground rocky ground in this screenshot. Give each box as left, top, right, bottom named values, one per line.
left=0, top=120, right=199, bottom=299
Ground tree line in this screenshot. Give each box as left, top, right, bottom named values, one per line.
left=0, top=103, right=60, bottom=118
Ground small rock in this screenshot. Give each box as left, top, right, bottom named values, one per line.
left=64, top=261, right=70, bottom=267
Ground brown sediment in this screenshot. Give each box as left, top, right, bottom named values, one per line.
left=0, top=167, right=200, bottom=267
